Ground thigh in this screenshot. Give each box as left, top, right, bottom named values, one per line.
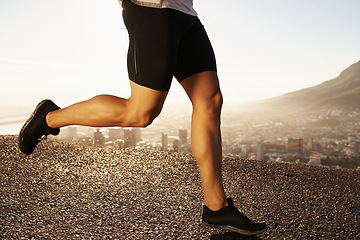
left=128, top=80, right=168, bottom=116
left=123, top=0, right=178, bottom=91
left=174, top=19, right=217, bottom=82
left=180, top=71, right=221, bottom=106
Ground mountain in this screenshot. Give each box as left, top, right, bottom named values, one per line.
left=258, top=60, right=360, bottom=112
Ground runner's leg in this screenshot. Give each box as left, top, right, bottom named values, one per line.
left=46, top=81, right=168, bottom=129
left=180, top=71, right=227, bottom=211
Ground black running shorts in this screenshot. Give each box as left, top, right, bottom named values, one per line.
left=122, top=0, right=217, bottom=91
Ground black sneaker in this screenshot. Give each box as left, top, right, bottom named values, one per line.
left=19, top=100, right=60, bottom=155
left=201, top=197, right=267, bottom=236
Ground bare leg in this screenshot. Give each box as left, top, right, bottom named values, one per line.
left=46, top=81, right=168, bottom=129
left=180, top=71, right=227, bottom=211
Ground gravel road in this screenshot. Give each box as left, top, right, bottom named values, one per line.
left=1, top=135, right=359, bottom=239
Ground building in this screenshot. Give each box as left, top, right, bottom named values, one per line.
left=307, top=136, right=314, bottom=151
left=133, top=128, right=141, bottom=145
left=94, top=129, right=105, bottom=147
left=308, top=155, right=322, bottom=166
left=161, top=132, right=168, bottom=151
left=173, top=139, right=180, bottom=152
left=123, top=128, right=141, bottom=148
left=179, top=129, right=188, bottom=145
left=257, top=140, right=265, bottom=161
left=124, top=128, right=135, bottom=148
left=108, top=128, right=122, bottom=141
left=240, top=145, right=248, bottom=159
left=286, top=138, right=304, bottom=153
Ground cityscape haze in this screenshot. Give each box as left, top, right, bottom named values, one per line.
left=44, top=104, right=359, bottom=170
left=1, top=60, right=360, bottom=170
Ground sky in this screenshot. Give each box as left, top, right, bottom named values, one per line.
left=1, top=0, right=360, bottom=110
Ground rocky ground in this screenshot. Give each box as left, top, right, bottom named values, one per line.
left=1, top=135, right=359, bottom=239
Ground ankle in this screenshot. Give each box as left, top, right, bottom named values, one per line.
left=205, top=197, right=228, bottom=211
left=46, top=111, right=57, bottom=128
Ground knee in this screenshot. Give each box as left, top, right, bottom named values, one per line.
left=212, top=91, right=223, bottom=113
left=127, top=107, right=162, bottom=128
left=135, top=111, right=158, bottom=127
left=194, top=91, right=223, bottom=117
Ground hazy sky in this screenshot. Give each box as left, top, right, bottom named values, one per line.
left=1, top=0, right=360, bottom=109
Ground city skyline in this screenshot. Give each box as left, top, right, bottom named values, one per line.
left=43, top=106, right=360, bottom=170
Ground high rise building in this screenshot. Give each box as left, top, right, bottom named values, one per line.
left=124, top=128, right=135, bottom=148
left=307, top=136, right=314, bottom=151
left=161, top=132, right=168, bottom=150
left=257, top=140, right=265, bottom=161
left=133, top=127, right=141, bottom=145
left=108, top=128, right=122, bottom=141
left=179, top=129, right=187, bottom=145
left=123, top=128, right=141, bottom=148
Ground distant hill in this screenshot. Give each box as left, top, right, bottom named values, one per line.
left=258, top=60, right=360, bottom=112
